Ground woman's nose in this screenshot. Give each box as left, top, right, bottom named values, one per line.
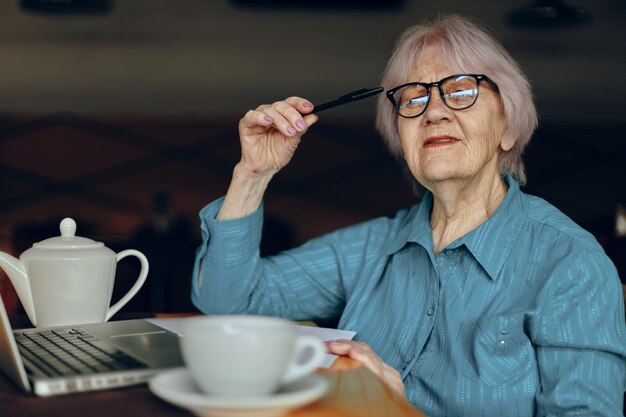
left=422, top=88, right=453, bottom=125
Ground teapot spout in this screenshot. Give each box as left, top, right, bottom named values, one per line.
left=0, top=253, right=36, bottom=326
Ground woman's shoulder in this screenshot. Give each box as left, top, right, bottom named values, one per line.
left=518, top=193, right=621, bottom=305
left=521, top=192, right=602, bottom=251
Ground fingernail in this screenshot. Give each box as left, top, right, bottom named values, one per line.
left=303, top=101, right=313, bottom=108
left=287, top=127, right=296, bottom=135
left=296, top=120, right=305, bottom=129
left=264, top=115, right=273, bottom=122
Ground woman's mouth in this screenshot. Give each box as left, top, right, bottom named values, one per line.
left=423, top=135, right=461, bottom=147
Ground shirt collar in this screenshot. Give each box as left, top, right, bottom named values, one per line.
left=456, top=175, right=527, bottom=280
left=385, top=175, right=527, bottom=281
left=385, top=192, right=433, bottom=256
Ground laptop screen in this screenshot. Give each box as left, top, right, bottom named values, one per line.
left=0, top=294, right=32, bottom=393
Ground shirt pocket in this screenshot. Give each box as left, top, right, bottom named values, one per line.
left=461, top=314, right=534, bottom=387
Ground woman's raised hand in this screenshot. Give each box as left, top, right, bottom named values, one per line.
left=238, top=96, right=318, bottom=179
left=217, top=97, right=318, bottom=220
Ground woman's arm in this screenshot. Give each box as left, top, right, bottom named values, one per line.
left=191, top=96, right=328, bottom=316
left=532, top=247, right=626, bottom=416
left=191, top=196, right=401, bottom=321
left=191, top=199, right=362, bottom=320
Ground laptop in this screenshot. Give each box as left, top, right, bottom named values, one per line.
left=0, top=294, right=184, bottom=396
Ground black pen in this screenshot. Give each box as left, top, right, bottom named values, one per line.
left=312, top=87, right=384, bottom=114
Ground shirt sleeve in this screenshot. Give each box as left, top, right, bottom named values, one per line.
left=531, top=244, right=626, bottom=416
left=190, top=197, right=377, bottom=321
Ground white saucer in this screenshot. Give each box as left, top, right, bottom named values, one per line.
left=149, top=369, right=329, bottom=417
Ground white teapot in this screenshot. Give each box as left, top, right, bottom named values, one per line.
left=0, top=217, right=149, bottom=328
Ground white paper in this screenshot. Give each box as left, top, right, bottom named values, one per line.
left=147, top=317, right=356, bottom=368
left=295, top=325, right=356, bottom=368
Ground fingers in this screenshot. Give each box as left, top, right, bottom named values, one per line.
left=327, top=340, right=382, bottom=374
left=325, top=339, right=353, bottom=355
left=327, top=340, right=406, bottom=398
left=240, top=97, right=318, bottom=138
left=261, top=98, right=316, bottom=136
left=285, top=96, right=315, bottom=115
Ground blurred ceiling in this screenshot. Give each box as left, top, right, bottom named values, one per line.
left=0, top=0, right=624, bottom=123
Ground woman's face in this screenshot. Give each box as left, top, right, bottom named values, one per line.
left=397, top=46, right=515, bottom=190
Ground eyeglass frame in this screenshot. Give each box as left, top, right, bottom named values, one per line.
left=386, top=74, right=499, bottom=119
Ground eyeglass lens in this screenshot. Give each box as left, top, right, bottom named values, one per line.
left=395, top=75, right=480, bottom=117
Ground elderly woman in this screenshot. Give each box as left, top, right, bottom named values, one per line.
left=192, top=15, right=626, bottom=416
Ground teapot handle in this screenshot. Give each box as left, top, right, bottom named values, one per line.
left=105, top=250, right=149, bottom=321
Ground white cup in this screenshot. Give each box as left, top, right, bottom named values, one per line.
left=180, top=315, right=326, bottom=397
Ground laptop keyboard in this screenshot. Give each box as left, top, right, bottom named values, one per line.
left=14, top=328, right=147, bottom=377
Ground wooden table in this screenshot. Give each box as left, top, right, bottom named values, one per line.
left=297, top=357, right=427, bottom=417
left=0, top=356, right=426, bottom=417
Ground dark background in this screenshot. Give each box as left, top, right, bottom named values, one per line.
left=0, top=0, right=624, bottom=315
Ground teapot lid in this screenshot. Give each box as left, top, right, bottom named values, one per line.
left=33, top=218, right=104, bottom=249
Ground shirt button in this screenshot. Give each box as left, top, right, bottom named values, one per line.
left=426, top=307, right=435, bottom=316
left=444, top=249, right=454, bottom=256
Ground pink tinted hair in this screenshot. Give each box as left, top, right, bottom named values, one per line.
left=375, top=15, right=538, bottom=185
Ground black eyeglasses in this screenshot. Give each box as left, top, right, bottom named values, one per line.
left=386, top=74, right=499, bottom=118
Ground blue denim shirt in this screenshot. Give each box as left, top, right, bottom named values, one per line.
left=192, top=177, right=626, bottom=417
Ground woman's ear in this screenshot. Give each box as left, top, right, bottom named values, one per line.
left=500, top=130, right=516, bottom=152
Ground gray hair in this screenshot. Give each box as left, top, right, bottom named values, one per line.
left=375, top=14, right=538, bottom=186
